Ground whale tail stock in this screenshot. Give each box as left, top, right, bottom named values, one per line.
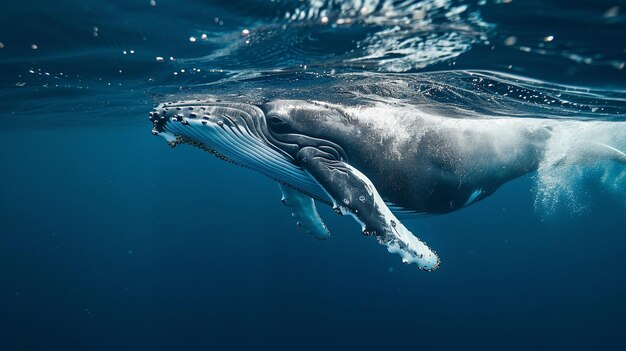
left=542, top=119, right=626, bottom=170
left=591, top=143, right=626, bottom=165
left=535, top=122, right=626, bottom=213
left=551, top=142, right=626, bottom=168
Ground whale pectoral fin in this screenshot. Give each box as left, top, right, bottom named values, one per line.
left=279, top=183, right=330, bottom=240
left=297, top=147, right=440, bottom=271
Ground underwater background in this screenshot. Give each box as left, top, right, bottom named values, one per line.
left=1, top=0, right=626, bottom=350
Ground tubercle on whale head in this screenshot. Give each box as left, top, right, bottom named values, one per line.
left=147, top=101, right=245, bottom=153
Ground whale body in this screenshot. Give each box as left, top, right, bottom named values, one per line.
left=148, top=75, right=626, bottom=270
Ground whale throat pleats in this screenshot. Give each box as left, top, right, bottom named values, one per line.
left=161, top=115, right=329, bottom=202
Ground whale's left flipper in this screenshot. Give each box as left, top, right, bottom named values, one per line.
left=279, top=184, right=330, bottom=240
left=297, top=146, right=440, bottom=271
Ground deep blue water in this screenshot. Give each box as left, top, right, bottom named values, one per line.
left=1, top=1, right=626, bottom=350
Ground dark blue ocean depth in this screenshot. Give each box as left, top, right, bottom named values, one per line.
left=1, top=0, right=626, bottom=350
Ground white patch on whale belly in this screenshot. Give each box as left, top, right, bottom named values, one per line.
left=464, top=188, right=483, bottom=207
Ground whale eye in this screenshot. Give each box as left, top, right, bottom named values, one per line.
left=266, top=114, right=292, bottom=134
left=269, top=116, right=285, bottom=124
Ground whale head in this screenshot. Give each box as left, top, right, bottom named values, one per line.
left=149, top=99, right=350, bottom=165
left=148, top=99, right=329, bottom=199
left=150, top=100, right=265, bottom=144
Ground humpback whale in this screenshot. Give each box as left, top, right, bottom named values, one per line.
left=148, top=97, right=626, bottom=271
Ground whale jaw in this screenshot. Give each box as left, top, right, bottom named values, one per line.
left=148, top=101, right=328, bottom=201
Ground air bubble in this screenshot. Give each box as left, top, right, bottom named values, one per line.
left=604, top=6, right=619, bottom=18
left=504, top=36, right=517, bottom=46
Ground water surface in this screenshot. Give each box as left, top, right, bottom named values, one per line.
left=1, top=1, right=626, bottom=350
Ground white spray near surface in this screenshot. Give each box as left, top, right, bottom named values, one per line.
left=534, top=120, right=626, bottom=216
left=319, top=92, right=626, bottom=217
left=341, top=99, right=626, bottom=216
